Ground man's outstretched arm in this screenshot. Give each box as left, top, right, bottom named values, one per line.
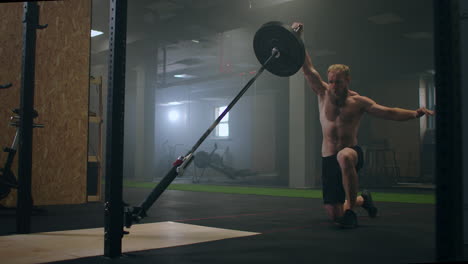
left=292, top=22, right=327, bottom=96
left=360, top=96, right=435, bottom=121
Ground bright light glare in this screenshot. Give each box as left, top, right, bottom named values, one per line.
left=91, top=30, right=103, bottom=37
left=218, top=123, right=229, bottom=137
left=174, top=74, right=195, bottom=79
left=168, top=110, right=179, bottom=122
left=215, top=106, right=229, bottom=137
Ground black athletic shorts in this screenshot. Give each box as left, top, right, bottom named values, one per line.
left=321, top=145, right=364, bottom=204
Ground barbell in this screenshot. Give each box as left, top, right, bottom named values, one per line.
left=125, top=21, right=306, bottom=227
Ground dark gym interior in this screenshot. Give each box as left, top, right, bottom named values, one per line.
left=0, top=0, right=466, bottom=263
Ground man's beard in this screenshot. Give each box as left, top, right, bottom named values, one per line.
left=331, top=88, right=348, bottom=106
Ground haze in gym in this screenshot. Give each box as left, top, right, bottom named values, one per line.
left=90, top=0, right=435, bottom=189
left=0, top=0, right=447, bottom=263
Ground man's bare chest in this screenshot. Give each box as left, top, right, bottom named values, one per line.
left=321, top=99, right=361, bottom=123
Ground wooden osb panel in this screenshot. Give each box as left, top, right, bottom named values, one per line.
left=0, top=0, right=91, bottom=206
left=33, top=0, right=91, bottom=205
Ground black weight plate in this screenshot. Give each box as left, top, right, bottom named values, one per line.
left=253, top=21, right=305, bottom=77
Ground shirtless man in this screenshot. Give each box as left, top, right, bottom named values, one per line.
left=292, top=22, right=435, bottom=228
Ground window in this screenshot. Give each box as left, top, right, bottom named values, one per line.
left=215, top=106, right=229, bottom=138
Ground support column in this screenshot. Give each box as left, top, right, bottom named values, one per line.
left=461, top=0, right=468, bottom=248
left=133, top=43, right=157, bottom=181
left=134, top=67, right=145, bottom=179
left=434, top=0, right=463, bottom=261
left=288, top=69, right=321, bottom=188
left=144, top=43, right=157, bottom=180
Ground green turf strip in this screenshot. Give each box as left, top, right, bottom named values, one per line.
left=124, top=181, right=434, bottom=204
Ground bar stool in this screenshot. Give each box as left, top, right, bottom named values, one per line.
left=361, top=139, right=400, bottom=187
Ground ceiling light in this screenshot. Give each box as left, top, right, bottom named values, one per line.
left=91, top=30, right=103, bottom=37
left=167, top=101, right=183, bottom=106
left=158, top=100, right=192, bottom=106
left=174, top=74, right=196, bottom=79
left=191, top=39, right=200, bottom=43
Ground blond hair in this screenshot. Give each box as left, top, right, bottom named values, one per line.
left=328, top=64, right=350, bottom=78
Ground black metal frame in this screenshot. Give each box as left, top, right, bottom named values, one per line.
left=0, top=83, right=12, bottom=89
left=16, top=2, right=40, bottom=234
left=104, top=0, right=128, bottom=258
left=434, top=0, right=463, bottom=261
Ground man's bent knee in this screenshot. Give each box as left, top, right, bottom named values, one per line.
left=337, top=148, right=358, bottom=169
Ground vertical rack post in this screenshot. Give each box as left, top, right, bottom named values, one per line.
left=16, top=2, right=40, bottom=234
left=104, top=0, right=127, bottom=258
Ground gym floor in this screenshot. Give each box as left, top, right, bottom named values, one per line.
left=1, top=185, right=456, bottom=264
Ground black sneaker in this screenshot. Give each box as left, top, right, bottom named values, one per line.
left=335, top=209, right=357, bottom=229
left=361, top=190, right=378, bottom=218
